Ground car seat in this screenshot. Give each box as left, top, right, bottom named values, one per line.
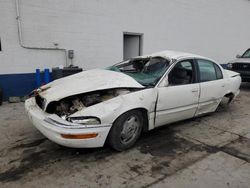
left=169, top=68, right=191, bottom=85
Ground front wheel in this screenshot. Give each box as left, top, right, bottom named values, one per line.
left=107, top=110, right=144, bottom=151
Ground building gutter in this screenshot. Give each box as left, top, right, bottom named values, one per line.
left=14, top=0, right=68, bottom=66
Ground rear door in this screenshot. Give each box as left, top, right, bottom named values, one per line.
left=195, top=59, right=226, bottom=115
left=155, top=59, right=200, bottom=127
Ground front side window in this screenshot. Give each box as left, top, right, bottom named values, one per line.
left=197, top=59, right=219, bottom=82
left=214, top=64, right=223, bottom=79
left=168, top=60, right=194, bottom=86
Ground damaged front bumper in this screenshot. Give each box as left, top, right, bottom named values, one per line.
left=25, top=97, right=112, bottom=148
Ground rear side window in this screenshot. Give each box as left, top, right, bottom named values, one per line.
left=197, top=59, right=217, bottom=82
left=214, top=64, right=223, bottom=79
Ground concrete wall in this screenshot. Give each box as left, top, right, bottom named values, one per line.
left=0, top=0, right=250, bottom=97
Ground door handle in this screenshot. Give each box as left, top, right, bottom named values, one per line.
left=191, top=89, right=199, bottom=93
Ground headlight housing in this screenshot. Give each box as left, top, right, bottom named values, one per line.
left=67, top=116, right=101, bottom=125
left=227, top=63, right=233, bottom=69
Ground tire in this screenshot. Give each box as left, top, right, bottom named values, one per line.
left=217, top=95, right=233, bottom=111
left=108, top=110, right=144, bottom=151
left=220, top=97, right=230, bottom=108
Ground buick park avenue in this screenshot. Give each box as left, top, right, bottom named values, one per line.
left=25, top=51, right=241, bottom=151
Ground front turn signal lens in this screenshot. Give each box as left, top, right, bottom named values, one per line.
left=61, top=133, right=98, bottom=139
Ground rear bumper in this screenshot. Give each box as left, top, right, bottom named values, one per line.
left=25, top=97, right=112, bottom=148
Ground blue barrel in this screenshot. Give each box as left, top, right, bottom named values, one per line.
left=44, top=69, right=50, bottom=84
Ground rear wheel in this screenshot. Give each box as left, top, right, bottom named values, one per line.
left=217, top=94, right=234, bottom=110
left=108, top=110, right=143, bottom=151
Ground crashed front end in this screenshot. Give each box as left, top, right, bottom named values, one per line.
left=25, top=69, right=146, bottom=148
left=25, top=87, right=137, bottom=148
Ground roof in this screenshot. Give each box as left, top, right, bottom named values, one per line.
left=139, top=50, right=210, bottom=62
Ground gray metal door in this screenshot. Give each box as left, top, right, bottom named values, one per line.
left=123, top=34, right=142, bottom=60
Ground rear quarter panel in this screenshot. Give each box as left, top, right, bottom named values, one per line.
left=223, top=70, right=241, bottom=96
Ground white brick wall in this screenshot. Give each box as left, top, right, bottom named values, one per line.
left=0, top=0, right=250, bottom=74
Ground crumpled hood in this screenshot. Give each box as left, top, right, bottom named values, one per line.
left=39, top=69, right=144, bottom=103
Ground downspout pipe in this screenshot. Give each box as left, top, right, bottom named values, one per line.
left=15, top=0, right=68, bottom=67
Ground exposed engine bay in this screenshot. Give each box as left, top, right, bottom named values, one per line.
left=40, top=88, right=137, bottom=119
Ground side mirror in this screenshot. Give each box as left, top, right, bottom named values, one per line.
left=236, top=54, right=241, bottom=58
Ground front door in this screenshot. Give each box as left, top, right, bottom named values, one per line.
left=155, top=59, right=200, bottom=127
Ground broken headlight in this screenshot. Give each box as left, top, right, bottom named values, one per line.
left=67, top=117, right=101, bottom=125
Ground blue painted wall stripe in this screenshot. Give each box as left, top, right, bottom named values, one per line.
left=0, top=73, right=37, bottom=100
left=0, top=64, right=227, bottom=101
left=0, top=72, right=52, bottom=100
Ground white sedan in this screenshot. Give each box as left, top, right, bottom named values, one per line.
left=25, top=51, right=241, bottom=151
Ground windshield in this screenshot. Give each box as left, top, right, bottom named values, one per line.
left=107, top=57, right=170, bottom=87
left=242, top=49, right=250, bottom=58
